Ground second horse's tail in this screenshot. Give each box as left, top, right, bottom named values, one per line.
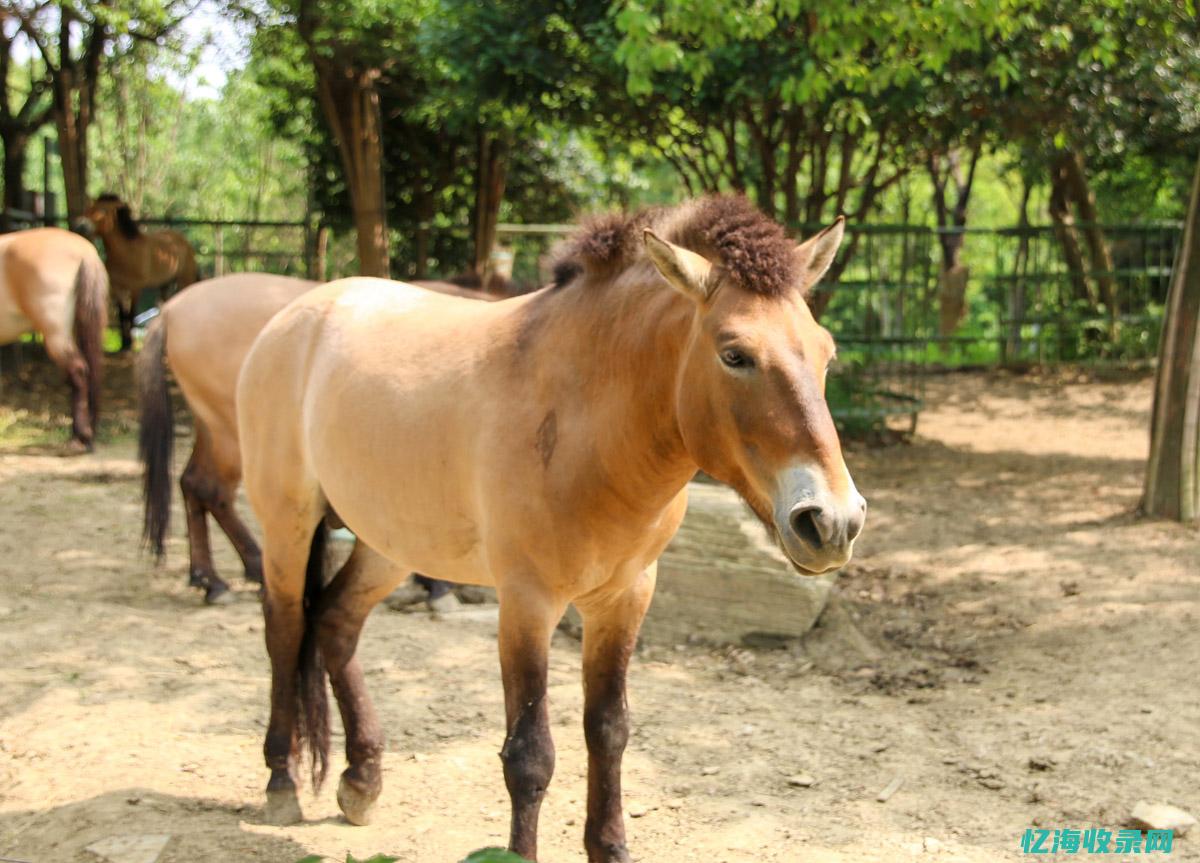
left=138, top=315, right=173, bottom=558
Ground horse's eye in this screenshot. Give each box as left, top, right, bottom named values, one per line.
left=720, top=348, right=751, bottom=369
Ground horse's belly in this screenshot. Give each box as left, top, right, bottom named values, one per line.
left=0, top=293, right=31, bottom=345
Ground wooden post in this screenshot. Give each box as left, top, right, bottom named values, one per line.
left=1142, top=157, right=1200, bottom=522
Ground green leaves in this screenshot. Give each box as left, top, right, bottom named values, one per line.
left=460, top=850, right=533, bottom=863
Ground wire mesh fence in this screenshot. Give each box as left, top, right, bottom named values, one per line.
left=1, top=211, right=1182, bottom=437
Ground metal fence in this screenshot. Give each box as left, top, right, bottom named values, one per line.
left=2, top=211, right=1181, bottom=436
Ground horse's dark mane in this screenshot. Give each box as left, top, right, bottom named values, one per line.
left=549, top=195, right=799, bottom=296
left=97, top=193, right=142, bottom=240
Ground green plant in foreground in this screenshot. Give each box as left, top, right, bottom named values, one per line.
left=294, top=849, right=530, bottom=863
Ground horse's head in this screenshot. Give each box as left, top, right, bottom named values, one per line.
left=75, top=195, right=140, bottom=240
left=644, top=213, right=865, bottom=575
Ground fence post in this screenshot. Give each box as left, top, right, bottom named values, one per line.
left=214, top=224, right=225, bottom=277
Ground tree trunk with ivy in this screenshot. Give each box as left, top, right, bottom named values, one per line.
left=928, top=144, right=981, bottom=337
left=1142, top=158, right=1200, bottom=522
left=471, top=128, right=509, bottom=279
left=311, top=63, right=389, bottom=278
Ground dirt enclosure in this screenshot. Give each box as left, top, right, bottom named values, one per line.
left=1, top=358, right=1197, bottom=862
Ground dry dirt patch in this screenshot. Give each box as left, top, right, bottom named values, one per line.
left=1, top=364, right=1197, bottom=862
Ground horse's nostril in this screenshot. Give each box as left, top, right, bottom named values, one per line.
left=847, top=497, right=867, bottom=542
left=789, top=505, right=825, bottom=550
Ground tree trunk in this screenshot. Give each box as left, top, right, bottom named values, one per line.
left=928, top=146, right=980, bottom=337
left=1005, top=180, right=1034, bottom=363
left=472, top=129, right=509, bottom=278
left=1142, top=157, right=1200, bottom=522
left=1060, top=149, right=1119, bottom=330
left=52, top=68, right=93, bottom=220
left=312, top=63, right=389, bottom=278
left=1048, top=164, right=1092, bottom=305
left=2, top=131, right=29, bottom=211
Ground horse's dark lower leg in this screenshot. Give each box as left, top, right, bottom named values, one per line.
left=262, top=587, right=305, bottom=824
left=118, top=300, right=134, bottom=352
left=413, top=573, right=452, bottom=599
left=64, top=358, right=94, bottom=450
left=180, top=453, right=229, bottom=603
left=498, top=596, right=561, bottom=861
left=314, top=549, right=393, bottom=825
left=579, top=574, right=655, bottom=863
left=206, top=493, right=263, bottom=585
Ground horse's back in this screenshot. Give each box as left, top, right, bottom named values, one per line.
left=165, top=273, right=318, bottom=443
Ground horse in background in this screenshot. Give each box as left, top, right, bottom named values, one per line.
left=138, top=271, right=517, bottom=604
left=0, top=228, right=109, bottom=452
left=75, top=194, right=198, bottom=351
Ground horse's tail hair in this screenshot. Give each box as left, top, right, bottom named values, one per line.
left=297, top=520, right=332, bottom=790
left=73, top=253, right=108, bottom=439
left=137, top=314, right=173, bottom=559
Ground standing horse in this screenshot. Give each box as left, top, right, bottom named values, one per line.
left=139, top=271, right=515, bottom=604
left=0, top=227, right=109, bottom=452
left=235, top=196, right=867, bottom=861
left=75, top=194, right=198, bottom=351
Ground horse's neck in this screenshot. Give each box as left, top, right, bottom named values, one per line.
left=525, top=276, right=699, bottom=514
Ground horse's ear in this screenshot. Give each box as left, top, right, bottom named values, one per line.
left=643, top=229, right=715, bottom=302
left=795, top=217, right=845, bottom=293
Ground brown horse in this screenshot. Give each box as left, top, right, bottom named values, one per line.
left=76, top=194, right=198, bottom=351
left=235, top=196, right=866, bottom=860
left=138, top=271, right=513, bottom=604
left=0, top=227, right=109, bottom=452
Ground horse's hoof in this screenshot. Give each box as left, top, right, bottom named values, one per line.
left=586, top=838, right=632, bottom=863
left=204, top=584, right=234, bottom=605
left=336, top=773, right=378, bottom=826
left=64, top=439, right=91, bottom=456
left=263, top=787, right=303, bottom=825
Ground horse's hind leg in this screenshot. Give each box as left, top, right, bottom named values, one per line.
left=43, top=332, right=93, bottom=452
left=205, top=434, right=264, bottom=586
left=577, top=567, right=656, bottom=863
left=260, top=519, right=323, bottom=825
left=314, top=542, right=403, bottom=825
left=179, top=427, right=230, bottom=603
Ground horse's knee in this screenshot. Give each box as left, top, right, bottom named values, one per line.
left=501, top=699, right=555, bottom=803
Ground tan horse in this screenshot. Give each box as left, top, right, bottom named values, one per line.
left=0, top=227, right=109, bottom=451
left=76, top=194, right=198, bottom=351
left=235, top=196, right=866, bottom=860
left=138, top=272, right=513, bottom=604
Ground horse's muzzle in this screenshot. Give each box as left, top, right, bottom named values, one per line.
left=772, top=465, right=866, bottom=575
left=71, top=218, right=95, bottom=238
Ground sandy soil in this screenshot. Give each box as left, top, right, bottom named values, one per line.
left=0, top=361, right=1197, bottom=863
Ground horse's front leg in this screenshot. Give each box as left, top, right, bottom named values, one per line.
left=498, top=585, right=564, bottom=861
left=118, top=297, right=135, bottom=352
left=578, top=566, right=656, bottom=863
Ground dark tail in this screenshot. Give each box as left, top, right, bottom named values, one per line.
left=73, top=253, right=108, bottom=440
left=137, top=316, right=173, bottom=558
left=297, top=520, right=331, bottom=789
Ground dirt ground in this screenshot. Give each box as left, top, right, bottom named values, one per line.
left=0, top=357, right=1197, bottom=863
